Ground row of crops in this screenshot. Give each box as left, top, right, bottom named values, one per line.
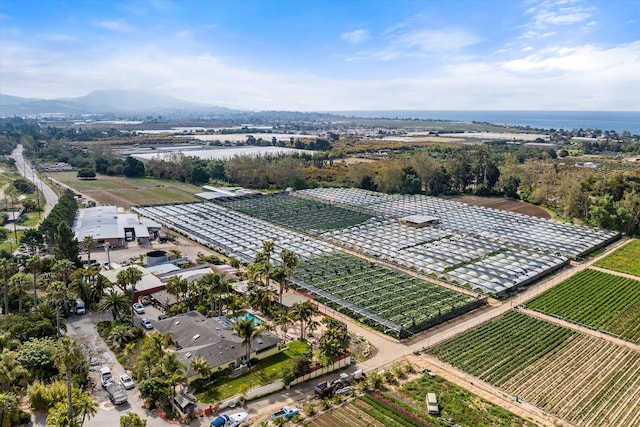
left=593, top=239, right=640, bottom=277
left=525, top=269, right=640, bottom=344
left=427, top=310, right=640, bottom=427
left=216, top=193, right=373, bottom=233
left=294, top=253, right=484, bottom=338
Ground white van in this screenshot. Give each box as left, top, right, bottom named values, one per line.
left=75, top=299, right=86, bottom=315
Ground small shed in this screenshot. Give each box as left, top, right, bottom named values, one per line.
left=400, top=215, right=440, bottom=228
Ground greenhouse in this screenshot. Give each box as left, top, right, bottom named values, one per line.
left=134, top=187, right=618, bottom=336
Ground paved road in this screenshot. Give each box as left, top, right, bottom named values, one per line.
left=10, top=144, right=58, bottom=217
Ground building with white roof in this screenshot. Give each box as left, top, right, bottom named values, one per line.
left=73, top=206, right=161, bottom=247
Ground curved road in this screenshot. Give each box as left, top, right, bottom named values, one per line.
left=10, top=144, right=58, bottom=217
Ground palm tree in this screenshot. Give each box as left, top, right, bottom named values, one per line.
left=9, top=272, right=32, bottom=314
left=233, top=317, right=263, bottom=367
left=225, top=294, right=247, bottom=319
left=198, top=273, right=230, bottom=317
left=317, top=327, right=345, bottom=366
left=116, top=266, right=143, bottom=326
left=0, top=258, right=17, bottom=315
left=165, top=276, right=188, bottom=304
left=81, top=235, right=97, bottom=265
left=51, top=337, right=84, bottom=425
left=25, top=255, right=42, bottom=307
left=278, top=249, right=299, bottom=305
left=108, top=324, right=136, bottom=349
left=247, top=282, right=276, bottom=315
left=90, top=275, right=112, bottom=305
left=52, top=259, right=77, bottom=316
left=160, top=352, right=185, bottom=404
left=97, top=289, right=128, bottom=321
left=47, top=280, right=67, bottom=337
left=136, top=350, right=157, bottom=379
left=273, top=308, right=295, bottom=340
left=190, top=356, right=213, bottom=380
left=291, top=301, right=319, bottom=341
left=147, top=331, right=173, bottom=355
left=73, top=389, right=98, bottom=427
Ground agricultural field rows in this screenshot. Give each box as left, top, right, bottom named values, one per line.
left=526, top=269, right=640, bottom=343
left=216, top=193, right=373, bottom=233
left=428, top=311, right=640, bottom=427
left=309, top=372, right=537, bottom=427
left=593, top=239, right=640, bottom=277
left=295, top=253, right=483, bottom=338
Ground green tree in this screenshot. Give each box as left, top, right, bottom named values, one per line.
left=81, top=236, right=97, bottom=265
left=0, top=350, right=27, bottom=392
left=25, top=256, right=42, bottom=307
left=278, top=249, right=298, bottom=306
left=73, top=389, right=98, bottom=426
left=54, top=223, right=80, bottom=264
left=190, top=356, right=213, bottom=380
left=46, top=280, right=67, bottom=337
left=291, top=300, right=319, bottom=341
left=97, top=289, right=129, bottom=321
left=588, top=194, right=629, bottom=231
left=233, top=317, right=263, bottom=367
left=198, top=273, right=230, bottom=317
left=620, top=189, right=640, bottom=235
left=122, top=156, right=145, bottom=178
left=0, top=392, right=19, bottom=427
left=76, top=168, right=96, bottom=179
left=0, top=259, right=17, bottom=315
left=51, top=337, right=84, bottom=425
left=138, top=376, right=170, bottom=405
left=120, top=412, right=147, bottom=427
left=116, top=266, right=143, bottom=326
left=502, top=175, right=521, bottom=199
left=16, top=337, right=57, bottom=382
left=107, top=324, right=136, bottom=349
left=52, top=259, right=77, bottom=316
left=9, top=272, right=32, bottom=314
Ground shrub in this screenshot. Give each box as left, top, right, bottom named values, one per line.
left=28, top=380, right=66, bottom=410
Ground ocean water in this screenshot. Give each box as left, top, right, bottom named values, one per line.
left=334, top=110, right=640, bottom=135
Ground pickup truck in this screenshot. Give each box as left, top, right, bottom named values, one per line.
left=271, top=406, right=299, bottom=420
left=99, top=367, right=114, bottom=388
left=314, top=377, right=351, bottom=398
left=105, top=382, right=128, bottom=405
left=209, top=411, right=248, bottom=427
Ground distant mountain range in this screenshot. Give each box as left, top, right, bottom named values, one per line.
left=0, top=90, right=237, bottom=116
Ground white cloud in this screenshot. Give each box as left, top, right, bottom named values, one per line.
left=347, top=28, right=481, bottom=61
left=521, top=0, right=596, bottom=39
left=1, top=29, right=638, bottom=111
left=93, top=20, right=134, bottom=32
left=341, top=29, right=371, bottom=44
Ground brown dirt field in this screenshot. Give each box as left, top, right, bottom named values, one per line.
left=343, top=157, right=376, bottom=165
left=446, top=195, right=551, bottom=219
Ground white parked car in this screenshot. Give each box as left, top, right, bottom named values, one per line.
left=133, top=303, right=145, bottom=314
left=141, top=318, right=153, bottom=330
left=119, top=374, right=135, bottom=389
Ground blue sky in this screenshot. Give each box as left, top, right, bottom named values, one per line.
left=1, top=0, right=639, bottom=111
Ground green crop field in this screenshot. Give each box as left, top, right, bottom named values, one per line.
left=295, top=253, right=483, bottom=338
left=217, top=193, right=372, bottom=233
left=428, top=311, right=640, bottom=427
left=594, top=239, right=640, bottom=277
left=526, top=269, right=640, bottom=343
